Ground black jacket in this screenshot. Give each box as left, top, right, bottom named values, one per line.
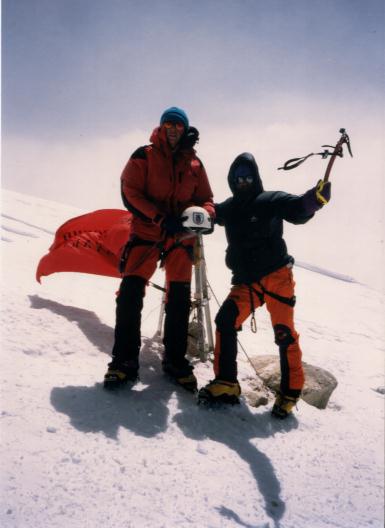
left=216, top=153, right=314, bottom=284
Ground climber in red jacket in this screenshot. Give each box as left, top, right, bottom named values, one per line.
left=104, top=107, right=214, bottom=392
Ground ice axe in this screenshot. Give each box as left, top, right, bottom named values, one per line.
left=278, top=128, right=353, bottom=182
left=322, top=128, right=353, bottom=182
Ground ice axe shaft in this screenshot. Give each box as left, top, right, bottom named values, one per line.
left=323, top=128, right=353, bottom=183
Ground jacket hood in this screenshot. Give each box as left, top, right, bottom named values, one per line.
left=150, top=126, right=199, bottom=155
left=150, top=126, right=171, bottom=153
left=228, top=152, right=264, bottom=196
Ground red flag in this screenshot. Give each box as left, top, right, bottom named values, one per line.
left=36, top=209, right=132, bottom=282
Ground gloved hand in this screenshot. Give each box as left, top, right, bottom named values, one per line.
left=161, top=214, right=186, bottom=235
left=302, top=180, right=331, bottom=215
left=315, top=179, right=331, bottom=205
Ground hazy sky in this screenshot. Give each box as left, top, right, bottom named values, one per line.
left=2, top=0, right=385, bottom=285
left=3, top=0, right=384, bottom=138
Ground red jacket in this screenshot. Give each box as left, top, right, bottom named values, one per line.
left=121, top=126, right=214, bottom=240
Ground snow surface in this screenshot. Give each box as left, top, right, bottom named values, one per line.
left=1, top=189, right=384, bottom=528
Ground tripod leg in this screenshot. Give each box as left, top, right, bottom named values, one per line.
left=198, top=235, right=214, bottom=359
left=156, top=285, right=166, bottom=338
left=194, top=237, right=207, bottom=361
left=201, top=260, right=214, bottom=356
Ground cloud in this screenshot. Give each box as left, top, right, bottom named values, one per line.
left=2, top=111, right=384, bottom=287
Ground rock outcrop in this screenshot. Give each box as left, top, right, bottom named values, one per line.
left=249, top=355, right=338, bottom=409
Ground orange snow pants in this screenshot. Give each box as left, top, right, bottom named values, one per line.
left=214, top=265, right=304, bottom=397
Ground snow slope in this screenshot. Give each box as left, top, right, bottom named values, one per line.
left=1, top=189, right=384, bottom=528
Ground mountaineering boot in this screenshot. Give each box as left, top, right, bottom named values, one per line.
left=271, top=391, right=299, bottom=419
left=162, top=361, right=198, bottom=392
left=103, top=360, right=139, bottom=390
left=198, top=379, right=241, bottom=405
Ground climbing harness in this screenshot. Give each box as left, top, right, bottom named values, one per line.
left=119, top=232, right=196, bottom=275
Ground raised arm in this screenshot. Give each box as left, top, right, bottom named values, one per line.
left=254, top=181, right=331, bottom=225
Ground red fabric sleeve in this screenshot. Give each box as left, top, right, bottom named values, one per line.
left=191, top=161, right=215, bottom=218
left=121, top=158, right=161, bottom=222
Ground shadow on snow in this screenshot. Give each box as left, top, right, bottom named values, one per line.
left=29, top=294, right=113, bottom=355
left=30, top=295, right=296, bottom=527
left=173, top=386, right=297, bottom=528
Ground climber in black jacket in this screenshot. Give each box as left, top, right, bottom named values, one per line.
left=198, top=152, right=331, bottom=418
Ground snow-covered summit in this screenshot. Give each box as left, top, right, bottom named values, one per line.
left=1, top=189, right=384, bottom=528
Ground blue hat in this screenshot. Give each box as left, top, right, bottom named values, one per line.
left=160, top=107, right=189, bottom=129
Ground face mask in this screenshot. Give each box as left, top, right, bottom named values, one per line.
left=235, top=175, right=254, bottom=184
left=233, top=164, right=254, bottom=188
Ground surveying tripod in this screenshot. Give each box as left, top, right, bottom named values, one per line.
left=156, top=233, right=214, bottom=362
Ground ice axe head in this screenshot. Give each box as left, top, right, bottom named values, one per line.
left=339, top=128, right=353, bottom=157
